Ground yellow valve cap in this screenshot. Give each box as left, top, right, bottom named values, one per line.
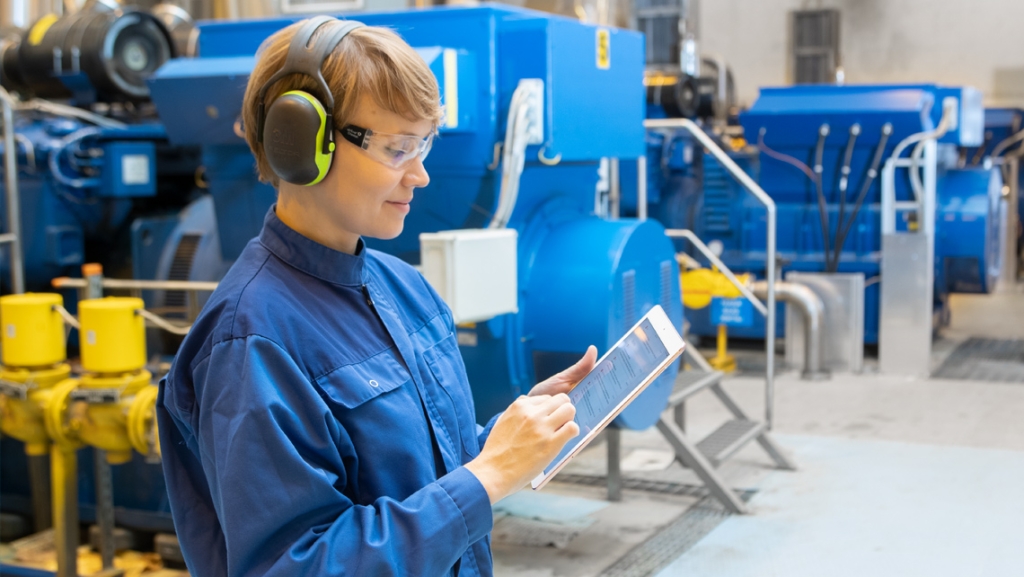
left=681, top=269, right=752, bottom=309
left=0, top=293, right=66, bottom=366
left=79, top=297, right=147, bottom=374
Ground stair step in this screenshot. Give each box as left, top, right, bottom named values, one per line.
left=696, top=419, right=766, bottom=466
left=668, top=370, right=724, bottom=406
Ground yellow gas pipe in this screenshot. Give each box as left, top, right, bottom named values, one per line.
left=0, top=292, right=162, bottom=577
left=45, top=297, right=160, bottom=464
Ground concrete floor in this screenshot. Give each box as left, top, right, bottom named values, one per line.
left=495, top=285, right=1024, bottom=576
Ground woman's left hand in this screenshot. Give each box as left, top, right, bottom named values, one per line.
left=528, top=345, right=597, bottom=397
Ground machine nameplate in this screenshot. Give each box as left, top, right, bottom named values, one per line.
left=711, top=297, right=754, bottom=328
left=0, top=379, right=29, bottom=400
left=70, top=388, right=121, bottom=404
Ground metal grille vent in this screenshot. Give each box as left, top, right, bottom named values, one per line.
left=634, top=0, right=684, bottom=66
left=791, top=9, right=840, bottom=84
left=622, top=270, right=637, bottom=331
left=701, top=155, right=733, bottom=234
left=164, top=233, right=201, bottom=316
left=660, top=260, right=674, bottom=313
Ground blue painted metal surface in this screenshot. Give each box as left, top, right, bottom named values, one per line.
left=963, top=107, right=1024, bottom=257
left=2, top=5, right=681, bottom=536
left=146, top=5, right=678, bottom=429
left=0, top=118, right=193, bottom=292
left=641, top=84, right=1003, bottom=344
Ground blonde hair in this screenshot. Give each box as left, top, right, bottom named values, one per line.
left=242, top=21, right=443, bottom=186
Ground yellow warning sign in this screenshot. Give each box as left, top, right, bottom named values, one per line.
left=28, top=14, right=59, bottom=47
left=596, top=28, right=610, bottom=70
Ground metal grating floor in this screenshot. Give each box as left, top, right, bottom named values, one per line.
left=554, top=474, right=756, bottom=577
left=934, top=338, right=1024, bottom=383
left=599, top=494, right=754, bottom=577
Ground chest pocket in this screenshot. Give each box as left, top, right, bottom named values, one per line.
left=423, top=334, right=480, bottom=461
left=315, top=348, right=409, bottom=409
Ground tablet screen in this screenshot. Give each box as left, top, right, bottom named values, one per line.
left=542, top=317, right=672, bottom=476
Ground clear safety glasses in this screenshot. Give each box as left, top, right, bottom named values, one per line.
left=338, top=124, right=434, bottom=170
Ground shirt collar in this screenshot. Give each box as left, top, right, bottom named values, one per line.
left=258, top=205, right=366, bottom=287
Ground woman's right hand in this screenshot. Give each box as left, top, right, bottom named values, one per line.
left=465, top=394, right=579, bottom=504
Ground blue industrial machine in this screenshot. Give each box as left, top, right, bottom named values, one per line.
left=642, top=84, right=1004, bottom=344
left=0, top=2, right=199, bottom=538
left=145, top=4, right=682, bottom=428
left=962, top=107, right=1023, bottom=272
left=1, top=4, right=683, bottom=540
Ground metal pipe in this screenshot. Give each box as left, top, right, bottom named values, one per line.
left=2, top=89, right=25, bottom=294
left=52, top=447, right=79, bottom=577
left=82, top=264, right=116, bottom=571
left=606, top=427, right=621, bottom=502
left=52, top=277, right=219, bottom=292
left=28, top=454, right=52, bottom=532
left=752, top=280, right=829, bottom=381
left=648, top=116, right=777, bottom=426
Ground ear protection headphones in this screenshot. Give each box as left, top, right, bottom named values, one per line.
left=256, top=16, right=365, bottom=186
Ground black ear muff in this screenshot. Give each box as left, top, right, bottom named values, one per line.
left=264, top=91, right=333, bottom=185
left=255, top=17, right=365, bottom=187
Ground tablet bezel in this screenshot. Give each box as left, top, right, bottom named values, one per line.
left=531, top=304, right=685, bottom=490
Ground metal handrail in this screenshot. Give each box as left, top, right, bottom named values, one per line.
left=1, top=86, right=25, bottom=293
left=645, top=117, right=778, bottom=429
left=665, top=229, right=766, bottom=316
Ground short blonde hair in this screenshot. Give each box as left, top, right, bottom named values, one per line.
left=242, top=21, right=443, bottom=186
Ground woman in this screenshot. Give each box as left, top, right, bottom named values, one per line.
left=157, top=16, right=595, bottom=577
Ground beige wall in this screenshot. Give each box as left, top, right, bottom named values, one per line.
left=700, top=0, right=1024, bottom=107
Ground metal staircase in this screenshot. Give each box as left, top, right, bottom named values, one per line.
left=603, top=118, right=796, bottom=514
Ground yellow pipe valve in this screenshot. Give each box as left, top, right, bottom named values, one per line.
left=53, top=371, right=153, bottom=465
left=79, top=297, right=147, bottom=374
left=680, top=268, right=751, bottom=310
left=0, top=364, right=72, bottom=455
left=0, top=293, right=67, bottom=367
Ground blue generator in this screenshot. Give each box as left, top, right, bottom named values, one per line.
left=646, top=84, right=1004, bottom=344
left=146, top=5, right=683, bottom=429
left=3, top=4, right=685, bottom=542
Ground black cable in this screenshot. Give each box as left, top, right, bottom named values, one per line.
left=832, top=123, right=893, bottom=265
left=970, top=130, right=992, bottom=166
left=812, top=124, right=831, bottom=271
left=831, top=124, right=860, bottom=272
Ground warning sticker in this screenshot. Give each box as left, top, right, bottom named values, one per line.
left=596, top=28, right=610, bottom=70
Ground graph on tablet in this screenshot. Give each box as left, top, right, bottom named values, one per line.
left=542, top=317, right=671, bottom=476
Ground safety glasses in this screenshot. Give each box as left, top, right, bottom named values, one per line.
left=338, top=124, right=434, bottom=170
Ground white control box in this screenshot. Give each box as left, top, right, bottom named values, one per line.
left=419, top=229, right=519, bottom=324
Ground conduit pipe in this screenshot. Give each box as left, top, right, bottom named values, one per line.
left=752, top=280, right=829, bottom=381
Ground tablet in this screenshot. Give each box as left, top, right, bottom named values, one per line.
left=532, top=304, right=685, bottom=490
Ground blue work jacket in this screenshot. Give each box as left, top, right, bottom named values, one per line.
left=158, top=207, right=496, bottom=576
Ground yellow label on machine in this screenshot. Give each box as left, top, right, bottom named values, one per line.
left=596, top=28, right=610, bottom=70
left=28, top=14, right=59, bottom=46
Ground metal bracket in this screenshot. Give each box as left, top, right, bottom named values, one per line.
left=70, top=388, right=121, bottom=404
left=0, top=379, right=29, bottom=400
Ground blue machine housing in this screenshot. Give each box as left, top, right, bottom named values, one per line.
left=0, top=119, right=201, bottom=535
left=644, top=84, right=1003, bottom=343
left=2, top=6, right=684, bottom=537
left=146, top=4, right=681, bottom=429
left=963, top=107, right=1024, bottom=258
